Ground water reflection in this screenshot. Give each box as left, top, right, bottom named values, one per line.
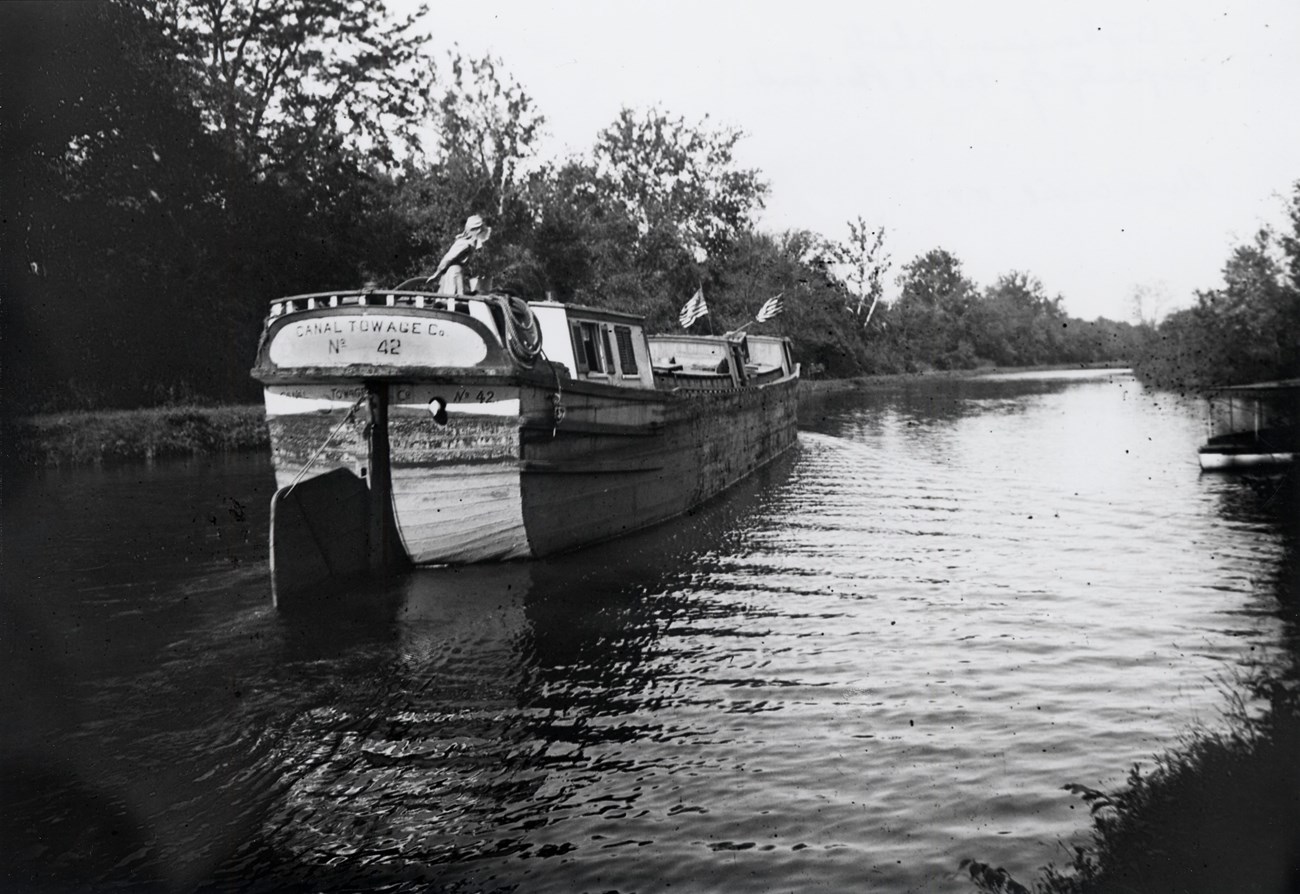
left=201, top=456, right=796, bottom=892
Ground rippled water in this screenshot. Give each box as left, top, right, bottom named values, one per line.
left=3, top=370, right=1295, bottom=892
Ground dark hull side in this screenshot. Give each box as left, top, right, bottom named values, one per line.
left=519, top=375, right=799, bottom=556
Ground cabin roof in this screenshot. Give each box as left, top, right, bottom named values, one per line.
left=538, top=301, right=645, bottom=325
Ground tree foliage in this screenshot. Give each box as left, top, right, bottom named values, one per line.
left=826, top=217, right=890, bottom=327
left=1134, top=190, right=1300, bottom=391
left=884, top=249, right=981, bottom=369
left=593, top=108, right=769, bottom=260
left=153, top=0, right=433, bottom=174
left=2, top=3, right=1140, bottom=416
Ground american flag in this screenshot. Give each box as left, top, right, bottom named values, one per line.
left=755, top=293, right=784, bottom=323
left=679, top=288, right=708, bottom=328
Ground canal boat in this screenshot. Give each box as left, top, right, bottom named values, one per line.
left=251, top=288, right=799, bottom=605
left=1197, top=379, right=1299, bottom=471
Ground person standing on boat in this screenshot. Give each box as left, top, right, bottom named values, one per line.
left=431, top=215, right=491, bottom=294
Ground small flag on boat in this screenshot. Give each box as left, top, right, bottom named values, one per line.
left=679, top=288, right=708, bottom=328
left=755, top=293, right=784, bottom=323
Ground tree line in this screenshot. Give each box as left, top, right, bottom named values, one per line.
left=1131, top=183, right=1300, bottom=391
left=4, top=0, right=1139, bottom=416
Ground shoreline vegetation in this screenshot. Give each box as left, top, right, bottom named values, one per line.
left=5, top=3, right=1144, bottom=421
left=6, top=363, right=1131, bottom=471
left=6, top=404, right=270, bottom=470
left=964, top=674, right=1300, bottom=894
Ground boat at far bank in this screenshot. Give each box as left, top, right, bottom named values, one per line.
left=1197, top=379, right=1299, bottom=471
left=251, top=288, right=799, bottom=606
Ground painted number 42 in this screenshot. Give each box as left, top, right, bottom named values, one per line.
left=452, top=388, right=495, bottom=402
left=377, top=339, right=401, bottom=355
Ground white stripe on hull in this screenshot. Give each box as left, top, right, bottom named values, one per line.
left=1198, top=451, right=1294, bottom=470
left=265, top=384, right=520, bottom=419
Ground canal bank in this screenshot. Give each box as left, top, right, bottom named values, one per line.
left=5, top=404, right=270, bottom=469
left=8, top=366, right=1129, bottom=469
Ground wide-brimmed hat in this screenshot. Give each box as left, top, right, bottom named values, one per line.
left=463, top=215, right=491, bottom=245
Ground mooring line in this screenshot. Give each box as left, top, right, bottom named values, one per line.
left=283, top=395, right=368, bottom=496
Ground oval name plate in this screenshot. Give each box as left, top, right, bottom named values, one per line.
left=268, top=314, right=490, bottom=368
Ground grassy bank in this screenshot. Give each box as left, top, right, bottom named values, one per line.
left=6, top=405, right=269, bottom=469
left=798, top=362, right=1130, bottom=395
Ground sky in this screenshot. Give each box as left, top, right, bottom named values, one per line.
left=399, top=0, right=1299, bottom=322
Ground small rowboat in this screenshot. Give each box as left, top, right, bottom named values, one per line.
left=1197, top=380, right=1299, bottom=471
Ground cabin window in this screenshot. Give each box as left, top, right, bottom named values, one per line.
left=571, top=321, right=605, bottom=373
left=600, top=327, right=615, bottom=375
left=614, top=325, right=638, bottom=375
left=569, top=323, right=589, bottom=373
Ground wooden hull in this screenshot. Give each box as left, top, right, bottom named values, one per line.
left=520, top=375, right=798, bottom=556
left=261, top=373, right=798, bottom=564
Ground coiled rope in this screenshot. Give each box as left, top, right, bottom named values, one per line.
left=494, top=294, right=544, bottom=367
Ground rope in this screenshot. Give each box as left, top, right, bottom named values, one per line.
left=539, top=346, right=565, bottom=437
left=495, top=294, right=544, bottom=366
left=283, top=395, right=367, bottom=496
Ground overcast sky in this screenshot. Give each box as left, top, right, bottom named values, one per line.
left=402, top=1, right=1299, bottom=321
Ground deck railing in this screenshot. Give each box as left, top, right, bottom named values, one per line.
left=267, top=290, right=489, bottom=319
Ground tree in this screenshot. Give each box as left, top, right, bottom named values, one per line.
left=826, top=217, right=890, bottom=327
left=1134, top=223, right=1300, bottom=389
left=1194, top=230, right=1297, bottom=382
left=2, top=1, right=257, bottom=412
left=150, top=0, right=434, bottom=176
left=1130, top=282, right=1172, bottom=328
left=434, top=52, right=545, bottom=221
left=975, top=272, right=1067, bottom=366
left=889, top=249, right=980, bottom=369
left=592, top=107, right=768, bottom=260
left=1279, top=180, right=1300, bottom=294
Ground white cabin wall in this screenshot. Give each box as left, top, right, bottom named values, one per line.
left=530, top=302, right=579, bottom=376
left=630, top=329, right=655, bottom=387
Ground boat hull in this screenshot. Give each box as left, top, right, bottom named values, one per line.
left=1197, top=426, right=1297, bottom=471
left=520, top=374, right=798, bottom=556
left=1198, top=449, right=1295, bottom=471
left=252, top=294, right=800, bottom=598
left=261, top=373, right=799, bottom=564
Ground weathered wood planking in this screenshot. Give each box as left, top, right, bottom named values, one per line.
left=388, top=465, right=530, bottom=562
left=519, top=376, right=798, bottom=556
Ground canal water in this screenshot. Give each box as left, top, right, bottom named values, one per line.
left=3, top=370, right=1295, bottom=893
